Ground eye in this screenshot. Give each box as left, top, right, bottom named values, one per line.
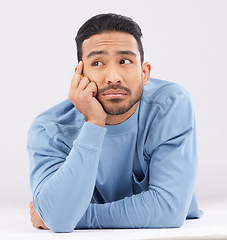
left=92, top=61, right=103, bottom=67
left=120, top=59, right=131, bottom=65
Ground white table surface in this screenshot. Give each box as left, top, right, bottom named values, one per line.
left=0, top=201, right=227, bottom=240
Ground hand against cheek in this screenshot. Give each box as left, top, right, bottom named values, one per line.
left=68, top=61, right=107, bottom=127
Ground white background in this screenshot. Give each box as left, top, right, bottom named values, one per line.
left=0, top=0, right=226, bottom=208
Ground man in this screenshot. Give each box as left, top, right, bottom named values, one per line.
left=28, top=13, right=201, bottom=233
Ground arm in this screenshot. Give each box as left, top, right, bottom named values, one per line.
left=28, top=62, right=107, bottom=232
left=28, top=122, right=106, bottom=232
left=76, top=89, right=199, bottom=229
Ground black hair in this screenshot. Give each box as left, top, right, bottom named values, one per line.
left=75, top=13, right=144, bottom=63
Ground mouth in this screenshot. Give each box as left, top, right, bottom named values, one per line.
left=102, top=90, right=128, bottom=98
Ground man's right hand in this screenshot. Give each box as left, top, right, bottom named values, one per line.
left=29, top=202, right=49, bottom=230
left=68, top=61, right=107, bottom=127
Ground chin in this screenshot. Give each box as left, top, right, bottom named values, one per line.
left=102, top=102, right=137, bottom=116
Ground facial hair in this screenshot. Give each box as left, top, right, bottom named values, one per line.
left=96, top=83, right=143, bottom=115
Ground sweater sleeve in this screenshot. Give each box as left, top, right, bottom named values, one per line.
left=77, top=90, right=200, bottom=229
left=27, top=122, right=106, bottom=232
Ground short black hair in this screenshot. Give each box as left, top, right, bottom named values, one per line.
left=75, top=13, right=144, bottom=64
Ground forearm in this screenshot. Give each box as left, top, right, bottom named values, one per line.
left=32, top=122, right=106, bottom=232
left=77, top=188, right=187, bottom=229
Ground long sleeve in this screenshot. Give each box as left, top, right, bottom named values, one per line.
left=28, top=122, right=106, bottom=232
left=77, top=89, right=200, bottom=229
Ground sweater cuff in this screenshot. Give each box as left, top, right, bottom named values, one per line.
left=75, top=122, right=107, bottom=150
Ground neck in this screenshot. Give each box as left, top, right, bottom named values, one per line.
left=105, top=102, right=139, bottom=125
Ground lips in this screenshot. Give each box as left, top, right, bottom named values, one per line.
left=102, top=89, right=128, bottom=97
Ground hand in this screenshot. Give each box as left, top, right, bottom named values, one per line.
left=29, top=201, right=49, bottom=230
left=68, top=61, right=107, bottom=127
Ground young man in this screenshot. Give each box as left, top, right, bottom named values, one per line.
left=28, top=13, right=201, bottom=232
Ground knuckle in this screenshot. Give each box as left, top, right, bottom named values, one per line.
left=33, top=223, right=38, bottom=228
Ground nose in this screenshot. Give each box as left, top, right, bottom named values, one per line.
left=105, top=64, right=122, bottom=84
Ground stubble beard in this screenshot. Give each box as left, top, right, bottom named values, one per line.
left=97, top=84, right=143, bottom=116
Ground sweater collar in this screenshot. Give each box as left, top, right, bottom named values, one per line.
left=105, top=102, right=140, bottom=135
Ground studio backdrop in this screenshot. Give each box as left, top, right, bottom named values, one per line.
left=0, top=0, right=226, bottom=207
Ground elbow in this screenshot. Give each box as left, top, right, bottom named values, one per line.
left=45, top=218, right=76, bottom=233
left=145, top=189, right=190, bottom=228
left=146, top=202, right=186, bottom=228
left=168, top=213, right=185, bottom=228
left=33, top=198, right=79, bottom=233
left=37, top=209, right=77, bottom=233
left=160, top=207, right=186, bottom=228
left=50, top=225, right=75, bottom=233
left=165, top=201, right=188, bottom=228
left=164, top=210, right=186, bottom=228
left=147, top=211, right=185, bottom=229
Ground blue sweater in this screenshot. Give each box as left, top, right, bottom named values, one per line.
left=27, top=78, right=201, bottom=232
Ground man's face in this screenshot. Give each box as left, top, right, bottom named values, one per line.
left=82, top=32, right=149, bottom=116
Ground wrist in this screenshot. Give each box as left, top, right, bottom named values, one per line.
left=87, top=119, right=106, bottom=128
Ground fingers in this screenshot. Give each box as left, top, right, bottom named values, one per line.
left=29, top=202, right=49, bottom=230
left=30, top=205, right=34, bottom=216
left=69, top=77, right=96, bottom=103
left=69, top=60, right=94, bottom=100
left=68, top=62, right=106, bottom=126
left=69, top=76, right=91, bottom=103
left=77, top=77, right=91, bottom=91
left=29, top=201, right=34, bottom=216
left=29, top=201, right=41, bottom=228
left=70, top=61, right=84, bottom=90
left=75, top=61, right=83, bottom=75
left=77, top=79, right=98, bottom=98
left=86, top=81, right=98, bottom=97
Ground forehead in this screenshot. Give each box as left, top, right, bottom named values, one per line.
left=82, top=32, right=139, bottom=58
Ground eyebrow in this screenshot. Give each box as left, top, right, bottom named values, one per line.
left=86, top=50, right=108, bottom=58
left=116, top=50, right=137, bottom=57
left=86, top=50, right=137, bottom=58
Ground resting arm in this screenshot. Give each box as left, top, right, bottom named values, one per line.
left=28, top=122, right=106, bottom=232
left=77, top=90, right=199, bottom=229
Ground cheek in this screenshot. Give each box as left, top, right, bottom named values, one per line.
left=131, top=77, right=144, bottom=93
left=124, top=66, right=141, bottom=79
left=83, top=65, right=99, bottom=81
left=127, top=71, right=143, bottom=85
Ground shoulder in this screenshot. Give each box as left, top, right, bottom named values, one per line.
left=139, top=78, right=197, bottom=149
left=139, top=78, right=196, bottom=131
left=142, top=78, right=192, bottom=107
left=28, top=99, right=85, bottom=139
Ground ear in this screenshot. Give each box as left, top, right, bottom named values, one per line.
left=142, top=62, right=151, bottom=85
